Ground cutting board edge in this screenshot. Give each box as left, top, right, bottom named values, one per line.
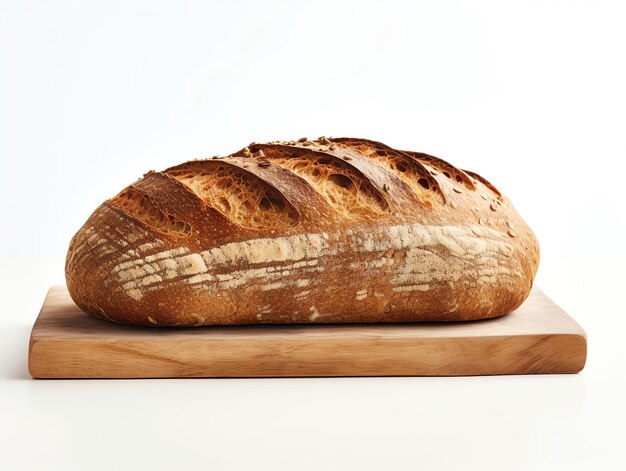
left=28, top=330, right=587, bottom=379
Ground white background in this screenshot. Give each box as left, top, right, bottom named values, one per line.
left=1, top=1, right=625, bottom=469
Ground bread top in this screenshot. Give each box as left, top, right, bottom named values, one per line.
left=102, top=137, right=533, bottom=253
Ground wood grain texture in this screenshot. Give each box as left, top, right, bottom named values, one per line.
left=28, top=286, right=586, bottom=378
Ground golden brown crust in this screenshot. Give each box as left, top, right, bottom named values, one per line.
left=65, top=137, right=540, bottom=326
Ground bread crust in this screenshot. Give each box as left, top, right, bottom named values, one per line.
left=65, top=137, right=539, bottom=326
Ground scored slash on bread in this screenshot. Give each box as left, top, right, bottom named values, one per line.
left=65, top=137, right=539, bottom=326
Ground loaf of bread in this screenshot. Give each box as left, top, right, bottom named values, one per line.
left=66, top=137, right=539, bottom=326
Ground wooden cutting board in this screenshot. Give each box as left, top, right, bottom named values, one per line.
left=28, top=286, right=586, bottom=378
